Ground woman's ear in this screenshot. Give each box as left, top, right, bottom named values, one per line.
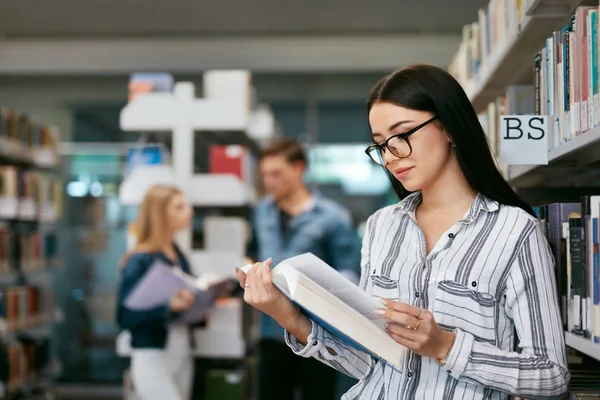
left=447, top=135, right=456, bottom=148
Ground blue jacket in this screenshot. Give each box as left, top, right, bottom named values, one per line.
left=116, top=245, right=193, bottom=349
left=247, top=194, right=361, bottom=341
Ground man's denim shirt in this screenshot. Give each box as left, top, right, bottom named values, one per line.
left=247, top=194, right=361, bottom=341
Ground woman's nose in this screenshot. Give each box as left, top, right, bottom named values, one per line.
left=381, top=148, right=399, bottom=165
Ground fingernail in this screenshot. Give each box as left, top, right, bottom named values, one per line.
left=235, top=265, right=241, bottom=271
left=379, top=298, right=388, bottom=306
left=374, top=309, right=386, bottom=316
left=265, top=257, right=272, bottom=262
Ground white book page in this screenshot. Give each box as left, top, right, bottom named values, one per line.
left=276, top=253, right=386, bottom=329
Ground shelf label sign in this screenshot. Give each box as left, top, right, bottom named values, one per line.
left=500, top=115, right=549, bottom=165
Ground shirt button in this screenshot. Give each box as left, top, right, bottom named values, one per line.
left=415, top=292, right=419, bottom=298
left=313, top=340, right=318, bottom=346
left=448, top=371, right=452, bottom=375
left=448, top=233, right=455, bottom=238
left=471, top=281, right=477, bottom=287
left=372, top=269, right=376, bottom=274
left=407, top=372, right=413, bottom=378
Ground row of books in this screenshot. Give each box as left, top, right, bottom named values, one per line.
left=473, top=5, right=600, bottom=156
left=0, top=285, right=54, bottom=333
left=0, top=226, right=59, bottom=277
left=0, top=166, right=62, bottom=222
left=533, top=6, right=600, bottom=148
left=535, top=198, right=600, bottom=343
left=449, top=0, right=528, bottom=92
left=0, top=106, right=60, bottom=168
left=0, top=338, right=51, bottom=394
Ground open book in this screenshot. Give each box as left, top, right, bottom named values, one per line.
left=240, top=253, right=407, bottom=370
left=124, top=259, right=231, bottom=324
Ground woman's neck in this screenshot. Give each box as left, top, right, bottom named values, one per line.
left=419, top=160, right=476, bottom=214
left=137, top=234, right=176, bottom=254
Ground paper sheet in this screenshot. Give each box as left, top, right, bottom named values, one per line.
left=124, top=260, right=197, bottom=310
left=124, top=259, right=232, bottom=325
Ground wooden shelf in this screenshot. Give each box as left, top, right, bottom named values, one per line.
left=507, top=125, right=600, bottom=187
left=468, top=14, right=571, bottom=113
left=565, top=331, right=600, bottom=362
left=0, top=139, right=60, bottom=171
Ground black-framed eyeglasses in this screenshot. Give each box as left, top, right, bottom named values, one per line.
left=365, top=116, right=438, bottom=165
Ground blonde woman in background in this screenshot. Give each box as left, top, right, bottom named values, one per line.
left=116, top=184, right=196, bottom=400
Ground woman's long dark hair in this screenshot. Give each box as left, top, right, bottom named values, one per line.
left=367, top=64, right=536, bottom=217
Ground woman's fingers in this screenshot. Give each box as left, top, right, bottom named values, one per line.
left=389, top=331, right=419, bottom=348
left=244, top=263, right=259, bottom=300
left=180, top=289, right=195, bottom=307
left=383, top=299, right=421, bottom=317
left=235, top=268, right=247, bottom=288
left=386, top=321, right=419, bottom=340
left=376, top=307, right=418, bottom=329
left=252, top=262, right=269, bottom=300
left=242, top=259, right=276, bottom=307
left=261, top=262, right=273, bottom=293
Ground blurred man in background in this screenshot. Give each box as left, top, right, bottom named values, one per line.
left=247, top=138, right=361, bottom=400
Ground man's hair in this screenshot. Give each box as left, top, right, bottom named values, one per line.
left=259, top=138, right=308, bottom=166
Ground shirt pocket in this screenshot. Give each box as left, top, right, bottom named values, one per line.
left=369, top=275, right=400, bottom=301
left=432, top=280, right=497, bottom=344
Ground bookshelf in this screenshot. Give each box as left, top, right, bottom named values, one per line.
left=451, top=0, right=600, bottom=395
left=508, top=124, right=600, bottom=187
left=467, top=15, right=568, bottom=112
left=451, top=1, right=593, bottom=114
left=565, top=331, right=600, bottom=362
left=0, top=106, right=62, bottom=400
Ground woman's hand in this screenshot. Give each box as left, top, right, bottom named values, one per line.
left=377, top=299, right=455, bottom=361
left=235, top=259, right=312, bottom=342
left=169, top=288, right=195, bottom=312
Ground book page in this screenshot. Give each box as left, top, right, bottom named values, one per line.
left=278, top=253, right=386, bottom=329
left=124, top=260, right=194, bottom=310
left=125, top=260, right=221, bottom=325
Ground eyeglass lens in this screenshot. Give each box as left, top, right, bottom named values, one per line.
left=368, top=136, right=411, bottom=165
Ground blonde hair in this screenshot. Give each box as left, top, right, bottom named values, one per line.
left=120, top=184, right=182, bottom=266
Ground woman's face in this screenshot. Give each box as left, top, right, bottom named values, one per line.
left=368, top=101, right=453, bottom=192
left=165, top=193, right=193, bottom=232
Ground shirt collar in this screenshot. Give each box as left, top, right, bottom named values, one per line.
left=394, top=191, right=499, bottom=222
left=265, top=193, right=321, bottom=213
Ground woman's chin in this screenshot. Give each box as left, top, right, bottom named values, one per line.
left=396, top=177, right=420, bottom=192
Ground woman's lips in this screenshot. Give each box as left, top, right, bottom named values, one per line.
left=393, top=166, right=414, bottom=179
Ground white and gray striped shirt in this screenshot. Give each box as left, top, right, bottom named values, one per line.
left=285, top=192, right=570, bottom=399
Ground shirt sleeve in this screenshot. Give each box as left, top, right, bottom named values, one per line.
left=284, top=320, right=376, bottom=379
left=440, top=222, right=570, bottom=399
left=116, top=254, right=179, bottom=330
left=283, top=214, right=378, bottom=379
